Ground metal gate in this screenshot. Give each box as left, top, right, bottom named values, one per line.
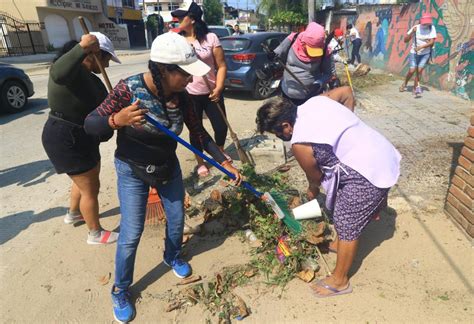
left=0, top=11, right=46, bottom=57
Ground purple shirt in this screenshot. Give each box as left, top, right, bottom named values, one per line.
left=291, top=96, right=401, bottom=189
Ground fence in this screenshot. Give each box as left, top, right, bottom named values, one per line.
left=0, top=11, right=46, bottom=57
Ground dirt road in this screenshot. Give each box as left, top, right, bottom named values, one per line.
left=1, top=56, right=472, bottom=323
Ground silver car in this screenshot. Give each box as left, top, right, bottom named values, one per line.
left=0, top=63, right=34, bottom=113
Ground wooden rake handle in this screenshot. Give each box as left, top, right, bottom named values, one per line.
left=78, top=16, right=113, bottom=92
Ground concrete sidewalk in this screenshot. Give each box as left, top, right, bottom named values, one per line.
left=0, top=47, right=149, bottom=73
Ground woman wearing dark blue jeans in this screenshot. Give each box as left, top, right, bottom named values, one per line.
left=84, top=32, right=241, bottom=323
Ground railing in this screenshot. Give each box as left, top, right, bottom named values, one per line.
left=0, top=11, right=46, bottom=57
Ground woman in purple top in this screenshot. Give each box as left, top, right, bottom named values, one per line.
left=256, top=86, right=401, bottom=297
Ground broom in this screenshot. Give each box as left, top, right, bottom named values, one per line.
left=144, top=113, right=302, bottom=234
left=78, top=16, right=166, bottom=225
left=202, top=76, right=252, bottom=165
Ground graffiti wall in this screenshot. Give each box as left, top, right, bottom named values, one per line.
left=332, top=0, right=473, bottom=100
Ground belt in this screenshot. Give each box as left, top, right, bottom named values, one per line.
left=49, top=111, right=84, bottom=127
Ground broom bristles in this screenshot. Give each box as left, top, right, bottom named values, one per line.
left=267, top=189, right=302, bottom=234
left=146, top=188, right=166, bottom=225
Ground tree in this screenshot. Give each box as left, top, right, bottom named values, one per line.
left=272, top=10, right=306, bottom=31
left=203, top=0, right=223, bottom=25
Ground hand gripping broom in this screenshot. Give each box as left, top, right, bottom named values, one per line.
left=78, top=16, right=166, bottom=225
left=144, top=113, right=302, bottom=234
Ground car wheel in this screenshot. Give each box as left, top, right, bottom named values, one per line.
left=252, top=78, right=276, bottom=100
left=1, top=80, right=28, bottom=113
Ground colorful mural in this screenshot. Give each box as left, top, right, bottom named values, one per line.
left=332, top=0, right=473, bottom=100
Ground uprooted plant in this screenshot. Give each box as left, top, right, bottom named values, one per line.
left=168, top=164, right=333, bottom=320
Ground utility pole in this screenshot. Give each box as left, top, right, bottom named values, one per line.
left=308, top=0, right=315, bottom=23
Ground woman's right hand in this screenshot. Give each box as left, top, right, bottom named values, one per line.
left=79, top=34, right=100, bottom=54
left=113, top=100, right=148, bottom=128
left=307, top=183, right=320, bottom=200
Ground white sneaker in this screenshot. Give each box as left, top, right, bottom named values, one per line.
left=64, top=211, right=84, bottom=225
left=87, top=230, right=119, bottom=245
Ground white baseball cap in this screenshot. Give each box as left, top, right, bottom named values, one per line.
left=90, top=32, right=121, bottom=64
left=150, top=32, right=210, bottom=76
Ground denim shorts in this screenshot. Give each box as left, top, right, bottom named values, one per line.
left=409, top=52, right=430, bottom=69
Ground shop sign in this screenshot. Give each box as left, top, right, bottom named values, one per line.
left=48, top=0, right=100, bottom=12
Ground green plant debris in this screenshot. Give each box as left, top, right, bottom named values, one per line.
left=175, top=165, right=332, bottom=320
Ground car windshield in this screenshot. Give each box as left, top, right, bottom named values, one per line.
left=209, top=28, right=230, bottom=38
left=221, top=38, right=251, bottom=52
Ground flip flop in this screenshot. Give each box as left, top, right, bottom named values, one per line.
left=310, top=279, right=353, bottom=298
left=399, top=84, right=407, bottom=92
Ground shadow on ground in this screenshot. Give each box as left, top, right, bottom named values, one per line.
left=350, top=206, right=397, bottom=276
left=0, top=159, right=55, bottom=188
left=0, top=98, right=49, bottom=125
left=447, top=142, right=464, bottom=183
left=0, top=206, right=120, bottom=245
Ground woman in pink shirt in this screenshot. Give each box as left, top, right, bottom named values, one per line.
left=172, top=2, right=230, bottom=179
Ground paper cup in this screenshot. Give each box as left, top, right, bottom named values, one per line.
left=292, top=199, right=322, bottom=220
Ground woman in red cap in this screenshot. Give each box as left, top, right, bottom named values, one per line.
left=400, top=13, right=436, bottom=97
left=328, top=28, right=346, bottom=64
left=171, top=2, right=232, bottom=180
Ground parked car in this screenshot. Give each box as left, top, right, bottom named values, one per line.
left=208, top=25, right=233, bottom=38
left=0, top=63, right=34, bottom=113
left=221, top=32, right=287, bottom=99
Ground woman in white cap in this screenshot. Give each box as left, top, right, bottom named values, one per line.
left=84, top=32, right=242, bottom=323
left=172, top=2, right=232, bottom=179
left=42, top=32, right=120, bottom=245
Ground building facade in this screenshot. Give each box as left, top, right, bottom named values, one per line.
left=0, top=0, right=144, bottom=51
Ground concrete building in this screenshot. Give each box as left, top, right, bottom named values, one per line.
left=139, top=0, right=203, bottom=22
left=0, top=0, right=143, bottom=51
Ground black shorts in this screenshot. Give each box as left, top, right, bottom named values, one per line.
left=42, top=116, right=100, bottom=175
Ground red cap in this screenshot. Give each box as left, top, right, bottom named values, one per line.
left=420, top=13, right=433, bottom=25
left=334, top=28, right=344, bottom=38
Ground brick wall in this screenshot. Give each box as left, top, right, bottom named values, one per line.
left=445, top=115, right=474, bottom=237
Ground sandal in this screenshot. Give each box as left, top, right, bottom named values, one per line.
left=197, top=164, right=210, bottom=178
left=310, top=279, right=353, bottom=298
left=399, top=84, right=407, bottom=92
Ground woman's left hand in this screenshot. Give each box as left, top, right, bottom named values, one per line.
left=209, top=87, right=223, bottom=102
left=222, top=162, right=242, bottom=186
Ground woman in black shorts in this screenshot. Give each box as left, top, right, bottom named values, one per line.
left=42, top=32, right=120, bottom=245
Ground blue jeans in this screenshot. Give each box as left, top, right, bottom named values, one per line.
left=114, top=158, right=185, bottom=290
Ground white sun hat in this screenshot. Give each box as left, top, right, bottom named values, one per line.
left=150, top=32, right=210, bottom=76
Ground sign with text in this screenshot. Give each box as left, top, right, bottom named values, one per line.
left=48, top=0, right=101, bottom=12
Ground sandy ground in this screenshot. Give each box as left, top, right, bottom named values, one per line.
left=0, top=57, right=473, bottom=323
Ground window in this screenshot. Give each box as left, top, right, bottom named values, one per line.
left=154, top=5, right=162, bottom=11
left=168, top=4, right=179, bottom=11
left=122, top=0, right=134, bottom=8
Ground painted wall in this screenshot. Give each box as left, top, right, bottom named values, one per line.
left=333, top=1, right=473, bottom=100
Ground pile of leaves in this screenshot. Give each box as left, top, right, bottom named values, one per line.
left=169, top=165, right=333, bottom=321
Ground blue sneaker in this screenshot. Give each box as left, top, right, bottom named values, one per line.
left=164, top=258, right=192, bottom=278
left=111, top=287, right=135, bottom=323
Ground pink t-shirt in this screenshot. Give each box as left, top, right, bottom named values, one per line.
left=186, top=33, right=221, bottom=95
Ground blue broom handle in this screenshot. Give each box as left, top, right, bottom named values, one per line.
left=144, top=114, right=262, bottom=197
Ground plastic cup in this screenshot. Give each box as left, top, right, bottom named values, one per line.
left=292, top=199, right=322, bottom=220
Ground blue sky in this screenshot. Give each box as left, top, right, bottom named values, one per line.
left=226, top=0, right=257, bottom=10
